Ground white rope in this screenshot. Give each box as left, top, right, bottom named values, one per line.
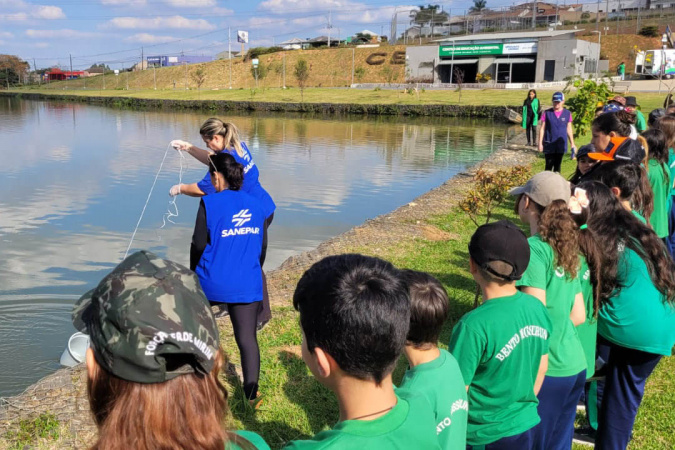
left=160, top=148, right=185, bottom=229
left=123, top=142, right=173, bottom=260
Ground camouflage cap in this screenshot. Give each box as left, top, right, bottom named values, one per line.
left=72, top=250, right=220, bottom=384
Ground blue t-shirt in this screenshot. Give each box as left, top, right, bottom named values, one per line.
left=197, top=142, right=276, bottom=218
left=195, top=189, right=265, bottom=304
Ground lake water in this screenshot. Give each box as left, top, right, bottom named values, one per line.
left=0, top=97, right=509, bottom=397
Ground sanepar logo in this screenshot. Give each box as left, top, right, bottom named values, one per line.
left=232, top=209, right=252, bottom=227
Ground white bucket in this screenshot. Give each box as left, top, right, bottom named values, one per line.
left=59, top=332, right=90, bottom=367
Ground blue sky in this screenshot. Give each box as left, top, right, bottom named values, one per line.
left=1, top=0, right=516, bottom=70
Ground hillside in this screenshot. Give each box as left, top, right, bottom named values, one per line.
left=578, top=33, right=662, bottom=74
left=42, top=46, right=409, bottom=91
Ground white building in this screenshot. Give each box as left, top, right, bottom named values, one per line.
left=581, top=0, right=647, bottom=13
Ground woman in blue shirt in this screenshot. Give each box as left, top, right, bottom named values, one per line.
left=190, top=152, right=266, bottom=405
left=171, top=118, right=275, bottom=330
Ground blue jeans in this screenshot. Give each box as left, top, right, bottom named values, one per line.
left=466, top=427, right=534, bottom=450
left=595, top=337, right=662, bottom=450
left=534, top=370, right=586, bottom=450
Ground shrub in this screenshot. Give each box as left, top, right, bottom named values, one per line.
left=639, top=25, right=659, bottom=37
left=245, top=46, right=284, bottom=61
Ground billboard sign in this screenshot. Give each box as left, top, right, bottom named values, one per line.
left=439, top=42, right=537, bottom=57
left=237, top=30, right=249, bottom=44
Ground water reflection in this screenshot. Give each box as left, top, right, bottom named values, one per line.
left=0, top=98, right=507, bottom=396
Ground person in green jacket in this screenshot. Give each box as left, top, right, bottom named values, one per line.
left=617, top=61, right=626, bottom=80
left=642, top=129, right=671, bottom=238
left=576, top=181, right=675, bottom=450
left=522, top=89, right=539, bottom=146
left=72, top=251, right=270, bottom=450
left=625, top=97, right=646, bottom=132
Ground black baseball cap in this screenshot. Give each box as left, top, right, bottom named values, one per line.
left=468, top=220, right=530, bottom=281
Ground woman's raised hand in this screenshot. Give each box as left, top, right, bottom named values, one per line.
left=170, top=140, right=191, bottom=152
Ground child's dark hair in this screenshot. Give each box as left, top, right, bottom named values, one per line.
left=515, top=195, right=580, bottom=277
left=208, top=153, right=244, bottom=191
left=527, top=89, right=537, bottom=98
left=642, top=128, right=668, bottom=164
left=590, top=160, right=653, bottom=224
left=578, top=181, right=675, bottom=305
left=592, top=110, right=636, bottom=137
left=400, top=270, right=449, bottom=348
left=569, top=202, right=601, bottom=318
left=293, top=254, right=410, bottom=385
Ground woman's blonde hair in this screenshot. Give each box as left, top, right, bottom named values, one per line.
left=88, top=349, right=254, bottom=450
left=200, top=118, right=244, bottom=157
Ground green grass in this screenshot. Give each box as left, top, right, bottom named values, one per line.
left=3, top=413, right=60, bottom=450
left=7, top=86, right=671, bottom=111
left=216, top=154, right=674, bottom=449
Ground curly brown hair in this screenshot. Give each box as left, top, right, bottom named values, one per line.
left=537, top=199, right=581, bottom=278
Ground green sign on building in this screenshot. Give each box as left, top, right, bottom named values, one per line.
left=439, top=44, right=503, bottom=57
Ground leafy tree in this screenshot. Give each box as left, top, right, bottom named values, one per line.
left=0, top=55, right=29, bottom=87
left=564, top=77, right=613, bottom=137
left=354, top=32, right=374, bottom=44
left=250, top=60, right=268, bottom=88
left=294, top=59, right=310, bottom=101
left=469, top=0, right=487, bottom=13
left=410, top=4, right=449, bottom=27
left=453, top=67, right=464, bottom=103
left=191, top=67, right=207, bottom=90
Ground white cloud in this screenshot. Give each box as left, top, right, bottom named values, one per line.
left=107, top=15, right=215, bottom=30
left=0, top=31, right=13, bottom=38
left=212, top=7, right=234, bottom=15
left=165, top=0, right=216, bottom=6
left=25, top=29, right=103, bottom=39
left=0, top=4, right=65, bottom=21
left=124, top=33, right=177, bottom=44
left=33, top=5, right=66, bottom=19
left=258, top=0, right=350, bottom=14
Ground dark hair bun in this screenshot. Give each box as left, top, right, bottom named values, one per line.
left=616, top=110, right=637, bottom=125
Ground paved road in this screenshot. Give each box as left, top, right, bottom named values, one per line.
left=622, top=78, right=675, bottom=92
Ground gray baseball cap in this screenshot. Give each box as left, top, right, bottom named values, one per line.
left=72, top=250, right=220, bottom=384
left=508, top=171, right=571, bottom=207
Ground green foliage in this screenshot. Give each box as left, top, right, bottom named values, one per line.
left=409, top=4, right=449, bottom=27
left=382, top=66, right=397, bottom=85
left=581, top=11, right=590, bottom=19
left=639, top=25, right=659, bottom=37
left=470, top=0, right=487, bottom=13
left=564, top=77, right=613, bottom=137
left=458, top=165, right=532, bottom=227
left=245, top=46, right=283, bottom=61
left=191, top=67, right=207, bottom=90
left=4, top=413, right=60, bottom=449
left=294, top=59, right=310, bottom=101
left=250, top=60, right=269, bottom=88
left=354, top=66, right=366, bottom=82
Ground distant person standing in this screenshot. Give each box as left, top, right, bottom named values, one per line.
left=625, top=97, right=646, bottom=133
left=523, top=89, right=540, bottom=147
left=538, top=92, right=577, bottom=172
left=618, top=61, right=626, bottom=81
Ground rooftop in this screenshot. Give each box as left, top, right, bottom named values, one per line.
left=435, top=29, right=577, bottom=43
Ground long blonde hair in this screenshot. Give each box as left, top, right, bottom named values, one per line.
left=87, top=349, right=253, bottom=450
left=200, top=118, right=244, bottom=157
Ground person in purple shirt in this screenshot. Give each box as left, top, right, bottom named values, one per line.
left=538, top=92, right=577, bottom=172
left=170, top=118, right=275, bottom=331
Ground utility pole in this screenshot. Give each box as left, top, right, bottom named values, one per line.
left=153, top=64, right=156, bottom=90
left=636, top=5, right=641, bottom=34
left=532, top=0, right=536, bottom=30
left=596, top=0, right=600, bottom=32
left=283, top=51, right=286, bottom=88
left=184, top=62, right=188, bottom=90
left=141, top=47, right=144, bottom=70
left=605, top=0, right=609, bottom=35
left=351, top=47, right=355, bottom=85
left=126, top=70, right=129, bottom=90
left=102, top=63, right=105, bottom=90
left=431, top=7, right=435, bottom=38
left=228, top=27, right=233, bottom=89
left=327, top=10, right=332, bottom=48
left=555, top=0, right=559, bottom=29
left=69, top=54, right=73, bottom=87
left=33, top=58, right=40, bottom=86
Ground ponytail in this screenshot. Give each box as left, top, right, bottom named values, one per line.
left=538, top=199, right=581, bottom=278
left=199, top=118, right=245, bottom=157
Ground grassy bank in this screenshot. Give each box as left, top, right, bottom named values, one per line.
left=6, top=87, right=670, bottom=111
left=219, top=155, right=674, bottom=449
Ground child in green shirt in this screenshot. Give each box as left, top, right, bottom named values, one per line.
left=398, top=269, right=467, bottom=450
left=591, top=160, right=650, bottom=225
left=287, top=254, right=441, bottom=449
left=642, top=129, right=671, bottom=237
left=510, top=171, right=587, bottom=450
left=449, top=220, right=552, bottom=449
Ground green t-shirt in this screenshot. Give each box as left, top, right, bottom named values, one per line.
left=575, top=257, right=597, bottom=377
left=647, top=159, right=670, bottom=237
left=398, top=349, right=467, bottom=450
left=598, top=244, right=675, bottom=355
left=516, top=235, right=587, bottom=377
left=284, top=392, right=441, bottom=449
left=668, top=148, right=675, bottom=196
left=635, top=110, right=647, bottom=133
left=632, top=210, right=647, bottom=225
left=228, top=431, right=270, bottom=450
left=448, top=291, right=552, bottom=446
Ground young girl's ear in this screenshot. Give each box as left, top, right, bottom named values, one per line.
left=610, top=186, right=622, bottom=198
